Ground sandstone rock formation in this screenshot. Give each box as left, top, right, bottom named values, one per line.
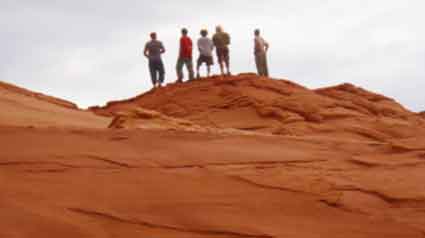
left=0, top=81, right=110, bottom=128
left=0, top=81, right=78, bottom=109
left=92, top=74, right=425, bottom=141
left=108, top=107, right=257, bottom=136
left=1, top=76, right=425, bottom=238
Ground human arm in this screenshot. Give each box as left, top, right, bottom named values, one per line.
left=189, top=38, right=193, bottom=50
left=143, top=43, right=149, bottom=58
left=254, top=38, right=261, bottom=53
left=212, top=35, right=217, bottom=46
left=160, top=42, right=166, bottom=54
left=265, top=40, right=270, bottom=52
left=197, top=39, right=202, bottom=52
left=225, top=33, right=231, bottom=45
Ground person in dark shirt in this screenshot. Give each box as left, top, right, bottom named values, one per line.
left=176, top=28, right=195, bottom=83
left=144, top=32, right=166, bottom=88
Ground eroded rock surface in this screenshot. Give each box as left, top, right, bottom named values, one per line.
left=1, top=77, right=425, bottom=237
left=0, top=81, right=110, bottom=128
left=91, top=74, right=425, bottom=141
left=1, top=128, right=425, bottom=238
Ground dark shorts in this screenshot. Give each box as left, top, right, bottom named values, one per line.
left=216, top=47, right=229, bottom=63
left=197, top=55, right=214, bottom=66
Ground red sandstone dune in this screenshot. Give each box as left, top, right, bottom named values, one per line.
left=1, top=75, right=425, bottom=238
left=0, top=81, right=110, bottom=128
left=92, top=74, right=425, bottom=140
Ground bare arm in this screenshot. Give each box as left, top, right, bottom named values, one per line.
left=143, top=44, right=149, bottom=58
left=254, top=38, right=260, bottom=52
left=160, top=42, right=166, bottom=54
left=212, top=35, right=217, bottom=46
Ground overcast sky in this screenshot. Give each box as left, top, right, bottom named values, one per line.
left=1, top=0, right=424, bottom=111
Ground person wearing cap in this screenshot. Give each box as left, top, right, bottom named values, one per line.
left=176, top=28, right=194, bottom=83
left=254, top=29, right=269, bottom=77
left=212, top=25, right=231, bottom=76
left=143, top=32, right=166, bottom=88
left=196, top=29, right=214, bottom=78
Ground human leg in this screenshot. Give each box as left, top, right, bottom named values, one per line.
left=185, top=58, right=195, bottom=81
left=148, top=61, right=157, bottom=87
left=263, top=54, right=269, bottom=77
left=255, top=54, right=263, bottom=76
left=216, top=49, right=225, bottom=75
left=196, top=57, right=202, bottom=78
left=223, top=48, right=230, bottom=75
left=176, top=58, right=184, bottom=82
left=157, top=60, right=165, bottom=85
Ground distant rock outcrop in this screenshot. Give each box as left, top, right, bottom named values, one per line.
left=0, top=81, right=78, bottom=109
left=91, top=74, right=425, bottom=141
left=0, top=81, right=110, bottom=128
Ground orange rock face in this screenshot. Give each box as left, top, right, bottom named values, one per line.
left=0, top=81, right=78, bottom=109
left=92, top=74, right=425, bottom=140
left=1, top=76, right=425, bottom=238
left=0, top=81, right=110, bottom=128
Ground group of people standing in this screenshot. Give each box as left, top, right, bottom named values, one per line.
left=143, top=26, right=269, bottom=88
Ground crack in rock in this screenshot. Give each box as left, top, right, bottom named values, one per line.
left=81, top=154, right=137, bottom=168
left=334, top=186, right=425, bottom=206
left=68, top=208, right=273, bottom=238
left=0, top=161, right=78, bottom=168
left=160, top=159, right=327, bottom=170
left=0, top=159, right=134, bottom=172
left=24, top=168, right=70, bottom=173
left=347, top=158, right=425, bottom=169
left=228, top=175, right=314, bottom=195
left=318, top=199, right=369, bottom=216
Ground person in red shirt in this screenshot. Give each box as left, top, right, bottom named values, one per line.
left=176, top=28, right=195, bottom=83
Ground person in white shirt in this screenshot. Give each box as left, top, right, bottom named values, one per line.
left=196, top=29, right=215, bottom=78
left=254, top=29, right=270, bottom=77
